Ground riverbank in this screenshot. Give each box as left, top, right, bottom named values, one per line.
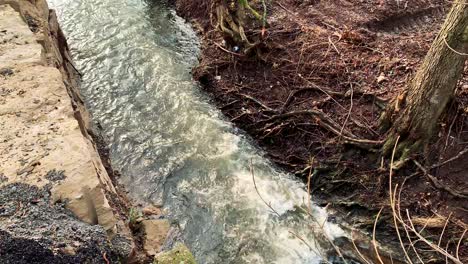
left=173, top=0, right=467, bottom=262
left=0, top=1, right=189, bottom=262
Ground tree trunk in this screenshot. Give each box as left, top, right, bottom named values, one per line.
left=382, top=2, right=468, bottom=161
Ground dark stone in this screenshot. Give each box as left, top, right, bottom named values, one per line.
left=24, top=14, right=39, bottom=33
left=0, top=68, right=14, bottom=77
left=0, top=173, right=8, bottom=183
left=45, top=169, right=66, bottom=182
left=0, top=183, right=132, bottom=263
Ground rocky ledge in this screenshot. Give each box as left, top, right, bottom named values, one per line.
left=0, top=1, right=197, bottom=263
left=0, top=0, right=136, bottom=262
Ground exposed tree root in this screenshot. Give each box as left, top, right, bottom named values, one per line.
left=382, top=132, right=422, bottom=169
left=215, top=0, right=267, bottom=54
left=282, top=85, right=388, bottom=113
left=255, top=109, right=383, bottom=149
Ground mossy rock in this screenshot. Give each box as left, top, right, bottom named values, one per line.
left=153, top=243, right=196, bottom=264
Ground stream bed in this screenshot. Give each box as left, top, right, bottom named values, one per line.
left=48, top=0, right=345, bottom=263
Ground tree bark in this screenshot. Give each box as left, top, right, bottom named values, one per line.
left=382, top=2, right=468, bottom=160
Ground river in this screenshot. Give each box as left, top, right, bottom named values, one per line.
left=48, top=0, right=345, bottom=263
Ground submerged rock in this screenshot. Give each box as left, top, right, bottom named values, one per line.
left=154, top=243, right=196, bottom=264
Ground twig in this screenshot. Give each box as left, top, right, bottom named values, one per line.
left=444, top=37, right=468, bottom=56
left=250, top=159, right=280, bottom=217
left=297, top=77, right=347, bottom=111
left=372, top=207, right=385, bottom=264
left=438, top=213, right=452, bottom=247
left=307, top=164, right=314, bottom=215
left=389, top=136, right=414, bottom=264
left=413, top=160, right=468, bottom=199
left=289, top=230, right=334, bottom=264
left=63, top=54, right=83, bottom=77
left=296, top=198, right=350, bottom=262
left=221, top=100, right=240, bottom=109
left=281, top=82, right=382, bottom=136
left=251, top=160, right=347, bottom=262
left=456, top=229, right=467, bottom=261
left=258, top=109, right=384, bottom=148
left=328, top=35, right=341, bottom=55
left=275, top=2, right=296, bottom=16
left=351, top=236, right=372, bottom=264
left=430, top=147, right=468, bottom=170
left=288, top=231, right=315, bottom=251
left=445, top=240, right=450, bottom=264
left=444, top=108, right=459, bottom=150
left=405, top=210, right=462, bottom=264
left=339, top=83, right=353, bottom=142
left=396, top=180, right=425, bottom=264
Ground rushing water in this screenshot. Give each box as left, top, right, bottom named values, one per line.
left=48, top=0, right=345, bottom=263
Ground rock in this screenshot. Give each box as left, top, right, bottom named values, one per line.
left=141, top=219, right=171, bottom=256
left=154, top=243, right=196, bottom=264
left=60, top=245, right=76, bottom=255
left=0, top=68, right=14, bottom=77
left=142, top=205, right=162, bottom=216
left=0, top=0, right=124, bottom=238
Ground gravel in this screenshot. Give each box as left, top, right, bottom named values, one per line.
left=0, top=182, right=132, bottom=263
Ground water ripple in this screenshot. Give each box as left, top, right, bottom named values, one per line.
left=48, top=0, right=344, bottom=263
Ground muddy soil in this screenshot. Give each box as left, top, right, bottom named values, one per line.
left=172, top=0, right=468, bottom=262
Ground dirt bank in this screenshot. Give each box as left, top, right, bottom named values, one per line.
left=172, top=0, right=467, bottom=262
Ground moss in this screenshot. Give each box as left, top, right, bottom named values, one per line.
left=153, top=243, right=196, bottom=264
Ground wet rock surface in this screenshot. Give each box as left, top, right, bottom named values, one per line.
left=141, top=219, right=171, bottom=256
left=154, top=243, right=196, bottom=264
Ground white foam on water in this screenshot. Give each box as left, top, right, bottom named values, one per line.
left=48, top=0, right=349, bottom=262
